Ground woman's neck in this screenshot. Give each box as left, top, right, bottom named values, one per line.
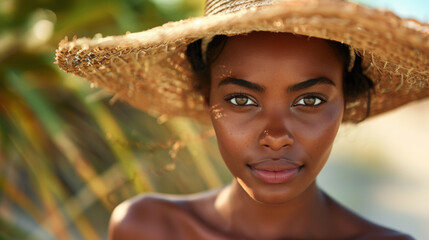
left=214, top=180, right=332, bottom=239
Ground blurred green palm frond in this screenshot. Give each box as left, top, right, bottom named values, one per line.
left=0, top=0, right=231, bottom=239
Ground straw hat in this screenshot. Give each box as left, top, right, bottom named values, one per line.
left=55, top=0, right=429, bottom=123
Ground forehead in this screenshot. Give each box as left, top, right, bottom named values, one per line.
left=210, top=32, right=343, bottom=84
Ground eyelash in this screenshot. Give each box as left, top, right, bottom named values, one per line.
left=293, top=93, right=327, bottom=107
left=224, top=93, right=327, bottom=107
left=225, top=93, right=258, bottom=106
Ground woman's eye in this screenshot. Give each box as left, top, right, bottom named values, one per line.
left=228, top=96, right=256, bottom=106
left=295, top=96, right=325, bottom=106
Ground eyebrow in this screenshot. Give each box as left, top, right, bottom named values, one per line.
left=287, top=77, right=336, bottom=92
left=217, top=77, right=265, bottom=92
left=217, top=76, right=335, bottom=93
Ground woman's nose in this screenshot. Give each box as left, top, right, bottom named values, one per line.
left=259, top=128, right=294, bottom=151
left=257, top=103, right=295, bottom=151
left=258, top=102, right=296, bottom=147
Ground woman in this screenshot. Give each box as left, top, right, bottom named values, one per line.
left=55, top=0, right=428, bottom=239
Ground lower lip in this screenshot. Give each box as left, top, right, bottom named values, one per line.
left=251, top=167, right=300, bottom=184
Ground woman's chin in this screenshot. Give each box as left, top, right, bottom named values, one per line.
left=251, top=191, right=300, bottom=205
left=239, top=183, right=304, bottom=206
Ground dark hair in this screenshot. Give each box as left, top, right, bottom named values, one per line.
left=186, top=35, right=229, bottom=99
left=186, top=34, right=374, bottom=120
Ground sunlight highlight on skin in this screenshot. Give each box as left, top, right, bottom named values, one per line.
left=111, top=200, right=130, bottom=223
left=210, top=104, right=226, bottom=120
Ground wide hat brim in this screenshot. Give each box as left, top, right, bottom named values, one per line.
left=55, top=0, right=429, bottom=123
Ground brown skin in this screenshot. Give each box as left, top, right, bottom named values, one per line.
left=108, top=32, right=414, bottom=240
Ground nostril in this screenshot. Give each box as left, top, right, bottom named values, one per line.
left=259, top=129, right=294, bottom=150
left=262, top=142, right=291, bottom=151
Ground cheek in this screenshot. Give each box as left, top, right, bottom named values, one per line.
left=210, top=112, right=257, bottom=173
left=212, top=119, right=246, bottom=163
left=297, top=100, right=344, bottom=169
left=209, top=95, right=255, bottom=160
left=212, top=122, right=239, bottom=174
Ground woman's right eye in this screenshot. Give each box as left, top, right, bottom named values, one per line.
left=227, top=95, right=257, bottom=106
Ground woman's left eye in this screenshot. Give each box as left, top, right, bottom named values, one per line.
left=229, top=96, right=256, bottom=106
left=294, top=96, right=325, bottom=106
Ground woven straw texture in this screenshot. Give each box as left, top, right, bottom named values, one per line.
left=55, top=0, right=429, bottom=123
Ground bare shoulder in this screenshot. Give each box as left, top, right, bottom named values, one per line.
left=324, top=193, right=414, bottom=240
left=108, top=190, right=221, bottom=240
left=355, top=226, right=415, bottom=240
left=353, top=220, right=415, bottom=240
left=108, top=194, right=189, bottom=240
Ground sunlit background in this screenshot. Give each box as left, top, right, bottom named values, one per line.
left=0, top=0, right=427, bottom=239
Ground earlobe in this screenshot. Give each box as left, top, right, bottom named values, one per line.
left=204, top=99, right=211, bottom=117
left=201, top=86, right=211, bottom=110
left=204, top=94, right=210, bottom=107
left=202, top=88, right=212, bottom=117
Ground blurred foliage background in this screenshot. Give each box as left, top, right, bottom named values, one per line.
left=0, top=0, right=233, bottom=239
left=0, top=0, right=427, bottom=239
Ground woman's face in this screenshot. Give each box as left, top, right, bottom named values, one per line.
left=208, top=32, right=345, bottom=204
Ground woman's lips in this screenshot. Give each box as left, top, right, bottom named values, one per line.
left=248, top=159, right=302, bottom=184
